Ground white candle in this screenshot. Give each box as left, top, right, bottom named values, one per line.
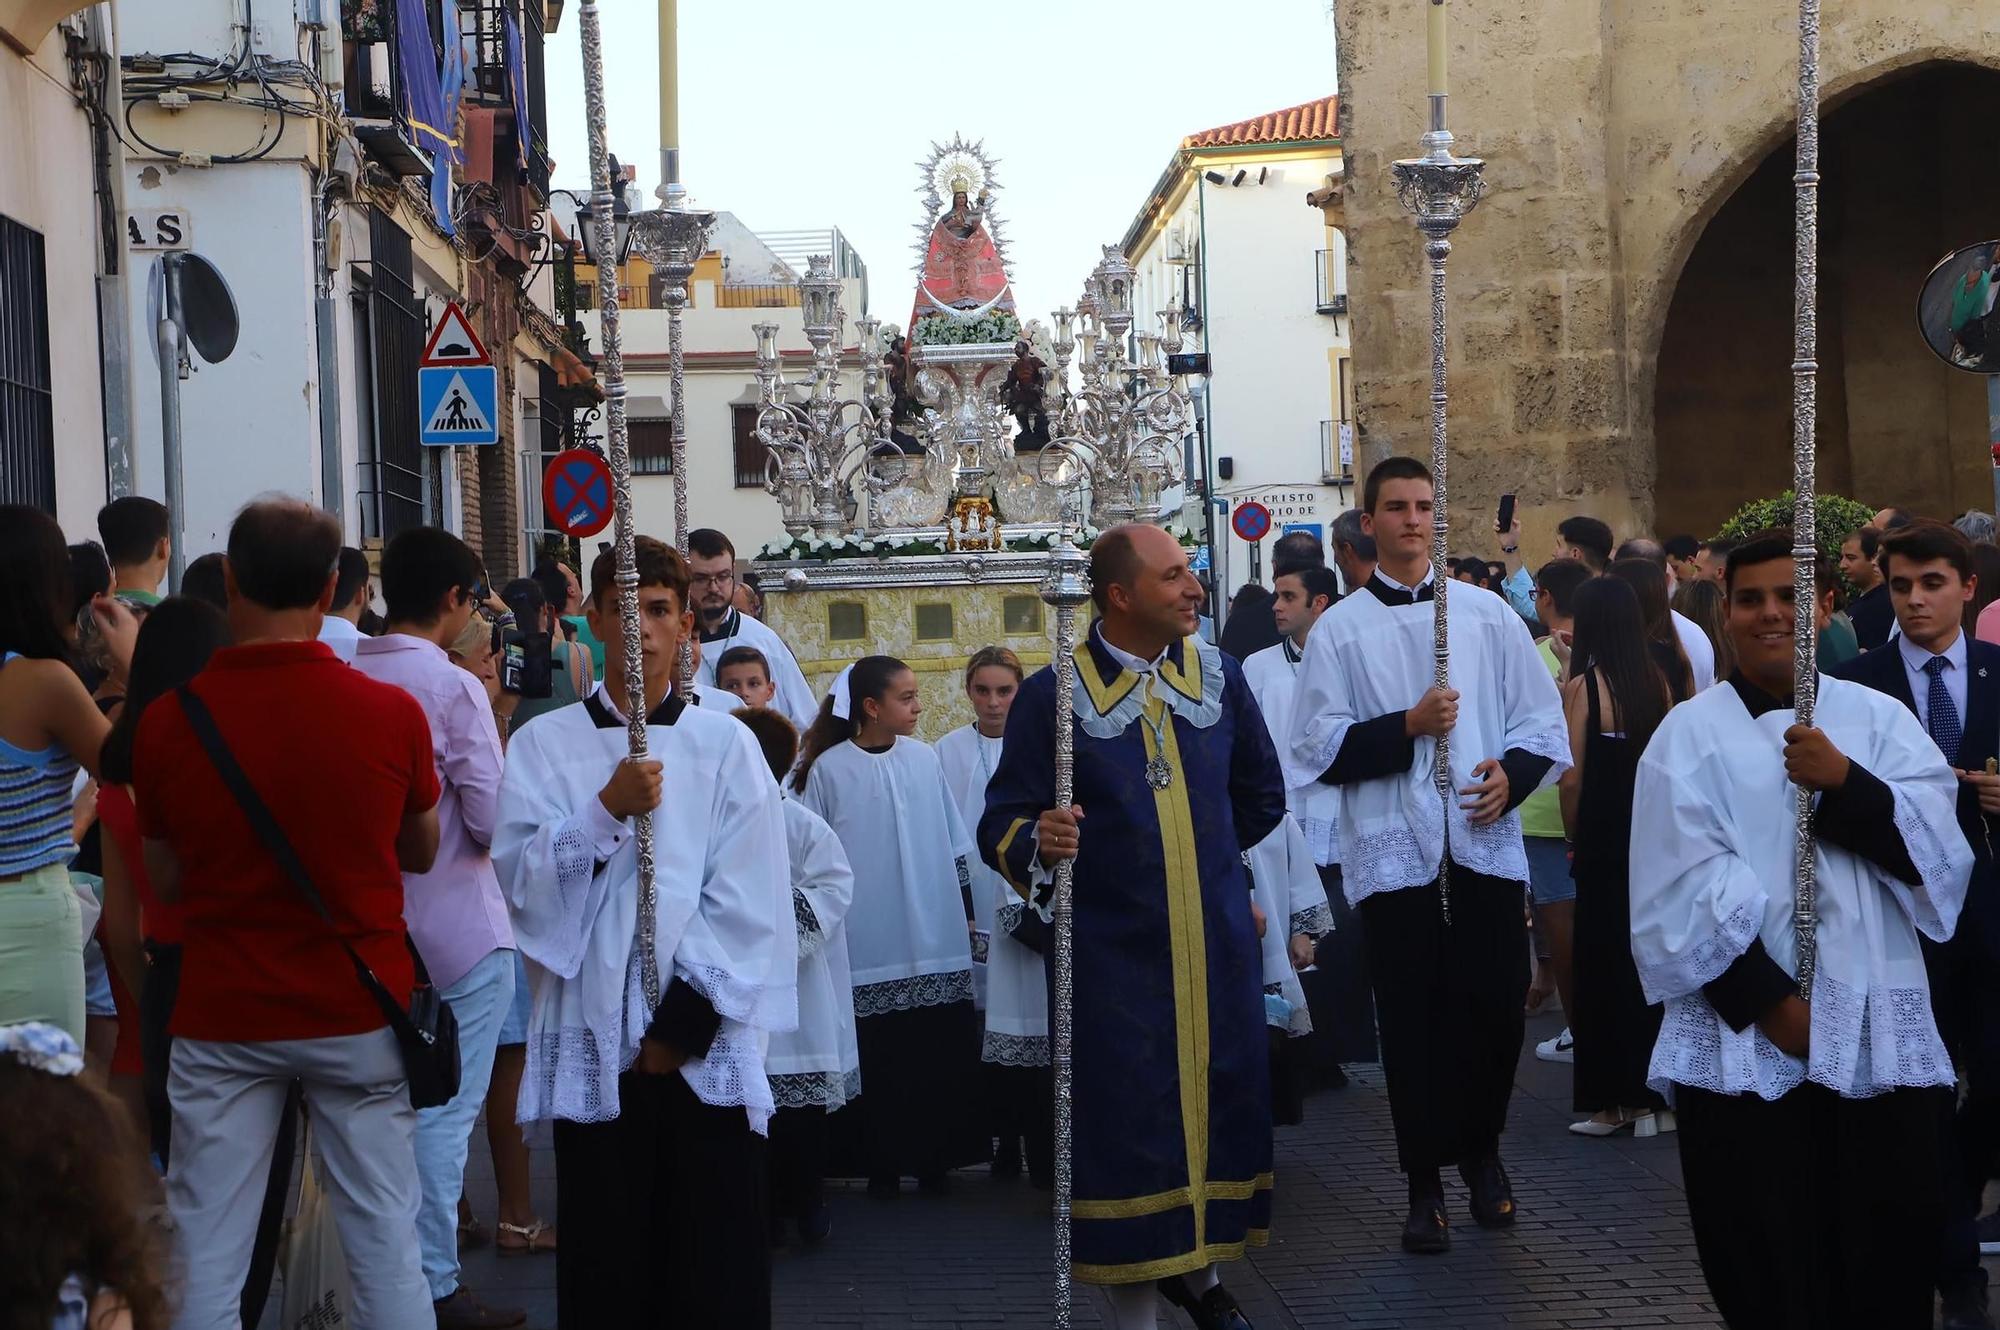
left=1426, top=0, right=1448, bottom=99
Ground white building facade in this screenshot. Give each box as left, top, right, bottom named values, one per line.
left=1120, top=94, right=1351, bottom=596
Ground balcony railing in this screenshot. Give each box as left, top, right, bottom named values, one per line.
left=1320, top=419, right=1353, bottom=483
left=714, top=283, right=802, bottom=310
left=1314, top=250, right=1347, bottom=317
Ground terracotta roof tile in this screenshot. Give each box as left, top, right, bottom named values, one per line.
left=1181, top=94, right=1339, bottom=150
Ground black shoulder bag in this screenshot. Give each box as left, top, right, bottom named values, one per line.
left=176, top=686, right=461, bottom=1109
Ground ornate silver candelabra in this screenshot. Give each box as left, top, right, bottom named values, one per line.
left=1043, top=246, right=1192, bottom=528
left=753, top=256, right=897, bottom=539
left=1391, top=92, right=1485, bottom=926
left=575, top=0, right=661, bottom=1007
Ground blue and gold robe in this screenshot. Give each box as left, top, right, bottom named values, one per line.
left=978, top=627, right=1287, bottom=1283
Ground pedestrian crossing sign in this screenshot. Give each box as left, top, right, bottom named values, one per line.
left=418, top=365, right=500, bottom=446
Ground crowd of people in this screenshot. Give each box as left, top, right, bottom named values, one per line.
left=4, top=470, right=2000, bottom=1330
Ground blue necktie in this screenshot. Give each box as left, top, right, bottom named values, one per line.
left=1925, top=655, right=1962, bottom=765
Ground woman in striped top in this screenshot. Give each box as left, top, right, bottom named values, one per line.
left=0, top=505, right=137, bottom=1041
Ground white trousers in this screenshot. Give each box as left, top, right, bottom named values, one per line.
left=167, top=1028, right=432, bottom=1330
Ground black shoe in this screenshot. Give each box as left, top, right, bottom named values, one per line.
left=1944, top=1275, right=1995, bottom=1330
left=1458, top=1155, right=1517, bottom=1228
left=992, top=1138, right=1022, bottom=1180
left=1401, top=1182, right=1450, bottom=1254
left=433, top=1288, right=527, bottom=1330
left=1327, top=1064, right=1350, bottom=1090
left=1156, top=1276, right=1254, bottom=1330
left=866, top=1175, right=900, bottom=1200
left=798, top=1198, right=833, bottom=1246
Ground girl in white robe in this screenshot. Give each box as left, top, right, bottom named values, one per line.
left=793, top=655, right=985, bottom=1195
left=936, top=647, right=1051, bottom=1187
left=731, top=706, right=858, bottom=1246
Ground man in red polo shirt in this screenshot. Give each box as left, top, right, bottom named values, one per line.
left=135, top=498, right=442, bottom=1330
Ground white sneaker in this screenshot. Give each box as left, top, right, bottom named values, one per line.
left=1534, top=1028, right=1574, bottom=1064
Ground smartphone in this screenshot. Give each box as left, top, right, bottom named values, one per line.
left=500, top=628, right=554, bottom=699
left=1496, top=492, right=1517, bottom=534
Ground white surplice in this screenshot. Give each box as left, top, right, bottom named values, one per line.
left=1245, top=813, right=1334, bottom=1036
left=1629, top=676, right=1972, bottom=1101
left=767, top=796, right=861, bottom=1110
left=1242, top=638, right=1343, bottom=866
left=696, top=608, right=820, bottom=733
left=935, top=723, right=1003, bottom=1011
left=1288, top=580, right=1570, bottom=905
left=493, top=686, right=795, bottom=1132
left=796, top=737, right=977, bottom=1017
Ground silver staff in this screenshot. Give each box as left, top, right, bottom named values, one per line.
left=1790, top=0, right=1822, bottom=993
left=1393, top=49, right=1486, bottom=925
left=577, top=0, right=662, bottom=1008
left=1038, top=472, right=1091, bottom=1328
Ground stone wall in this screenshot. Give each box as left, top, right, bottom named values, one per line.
left=1336, top=0, right=2000, bottom=549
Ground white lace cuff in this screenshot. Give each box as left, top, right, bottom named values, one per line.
left=1634, top=898, right=1765, bottom=1005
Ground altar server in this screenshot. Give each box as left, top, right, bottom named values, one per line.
left=1632, top=529, right=1972, bottom=1328
left=982, top=522, right=1286, bottom=1330
left=735, top=705, right=859, bottom=1247
left=793, top=656, right=984, bottom=1194
left=1242, top=561, right=1377, bottom=1073
left=1288, top=457, right=1569, bottom=1255
left=937, top=647, right=1051, bottom=1186
left=688, top=528, right=818, bottom=731
left=493, top=538, right=793, bottom=1328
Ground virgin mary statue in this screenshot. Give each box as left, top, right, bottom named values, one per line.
left=913, top=171, right=1015, bottom=325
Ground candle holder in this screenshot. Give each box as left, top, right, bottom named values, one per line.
left=1390, top=86, right=1485, bottom=926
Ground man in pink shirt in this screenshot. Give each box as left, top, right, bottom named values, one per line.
left=352, top=526, right=523, bottom=1330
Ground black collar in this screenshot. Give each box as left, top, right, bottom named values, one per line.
left=1282, top=636, right=1305, bottom=664
left=1365, top=574, right=1436, bottom=607
left=698, top=609, right=740, bottom=645
left=585, top=688, right=689, bottom=730
left=1727, top=671, right=1792, bottom=719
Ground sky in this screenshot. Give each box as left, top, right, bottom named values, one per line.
left=541, top=0, right=1337, bottom=327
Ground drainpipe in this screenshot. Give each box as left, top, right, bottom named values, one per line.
left=312, top=171, right=344, bottom=527
left=87, top=4, right=135, bottom=498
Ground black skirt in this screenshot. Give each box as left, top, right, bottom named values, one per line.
left=826, top=998, right=988, bottom=1180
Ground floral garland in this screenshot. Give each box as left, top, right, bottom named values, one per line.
left=755, top=520, right=1198, bottom=563
left=913, top=310, right=1022, bottom=347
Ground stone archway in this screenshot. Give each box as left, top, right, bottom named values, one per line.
left=1651, top=62, right=2000, bottom=539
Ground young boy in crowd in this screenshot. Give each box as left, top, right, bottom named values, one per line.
left=716, top=647, right=777, bottom=710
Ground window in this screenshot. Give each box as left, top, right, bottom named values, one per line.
left=732, top=404, right=771, bottom=489
left=828, top=601, right=867, bottom=642
left=630, top=418, right=672, bottom=475
left=0, top=216, right=54, bottom=510
left=356, top=209, right=427, bottom=540
left=915, top=603, right=955, bottom=642
left=1003, top=596, right=1044, bottom=636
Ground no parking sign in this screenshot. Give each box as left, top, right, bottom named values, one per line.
left=542, top=449, right=615, bottom=538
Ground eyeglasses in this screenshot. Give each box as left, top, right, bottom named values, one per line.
left=691, top=571, right=735, bottom=590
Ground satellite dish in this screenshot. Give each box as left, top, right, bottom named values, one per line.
left=174, top=253, right=239, bottom=364
left=1917, top=240, right=2000, bottom=374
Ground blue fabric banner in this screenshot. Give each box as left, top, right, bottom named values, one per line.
left=503, top=7, right=535, bottom=181
left=394, top=0, right=464, bottom=236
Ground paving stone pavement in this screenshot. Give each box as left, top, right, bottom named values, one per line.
left=257, top=1008, right=1992, bottom=1327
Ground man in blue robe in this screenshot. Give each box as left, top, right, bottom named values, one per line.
left=980, top=523, right=1287, bottom=1330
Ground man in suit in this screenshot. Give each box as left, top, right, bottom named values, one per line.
left=1833, top=519, right=2000, bottom=1330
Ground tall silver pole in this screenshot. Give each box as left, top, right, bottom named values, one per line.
left=1790, top=0, right=1822, bottom=993
left=1393, top=66, right=1485, bottom=925
left=1039, top=497, right=1090, bottom=1329
left=577, top=0, right=661, bottom=1008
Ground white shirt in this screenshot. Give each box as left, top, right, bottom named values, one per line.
left=317, top=614, right=363, bottom=664
left=696, top=609, right=820, bottom=733
left=1898, top=629, right=1968, bottom=735
left=1630, top=676, right=1971, bottom=1101
left=1242, top=637, right=1341, bottom=866
left=1670, top=609, right=1716, bottom=693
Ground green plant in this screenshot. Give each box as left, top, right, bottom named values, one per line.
left=1714, top=490, right=1874, bottom=560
